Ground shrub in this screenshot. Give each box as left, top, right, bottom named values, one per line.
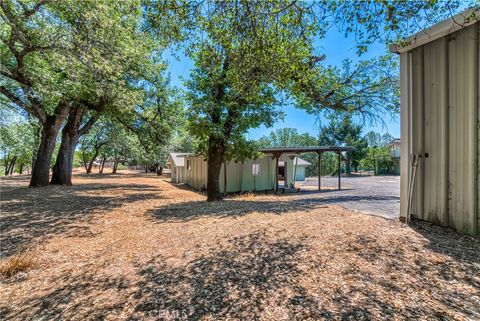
left=116, top=164, right=127, bottom=170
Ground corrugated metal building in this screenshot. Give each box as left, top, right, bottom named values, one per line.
left=182, top=154, right=297, bottom=193
left=390, top=9, right=479, bottom=235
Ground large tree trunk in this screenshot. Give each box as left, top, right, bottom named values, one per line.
left=50, top=133, right=78, bottom=185
left=8, top=156, right=16, bottom=175
left=51, top=107, right=91, bottom=185
left=51, top=114, right=79, bottom=185
left=99, top=156, right=106, bottom=173
left=223, top=161, right=227, bottom=195
left=112, top=158, right=120, bottom=174
left=206, top=137, right=225, bottom=201
left=345, top=154, right=351, bottom=175
left=3, top=154, right=10, bottom=176
left=29, top=117, right=63, bottom=187
left=30, top=121, right=41, bottom=174
left=29, top=102, right=69, bottom=187
left=86, top=150, right=100, bottom=174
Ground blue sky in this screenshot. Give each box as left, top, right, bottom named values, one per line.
left=164, top=26, right=400, bottom=140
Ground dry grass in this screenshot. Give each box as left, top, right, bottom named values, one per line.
left=0, top=251, right=35, bottom=278
left=231, top=191, right=258, bottom=200
left=0, top=171, right=479, bottom=321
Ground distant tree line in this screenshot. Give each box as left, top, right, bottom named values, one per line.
left=257, top=120, right=396, bottom=177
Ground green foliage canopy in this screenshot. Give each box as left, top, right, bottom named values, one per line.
left=0, top=0, right=156, bottom=120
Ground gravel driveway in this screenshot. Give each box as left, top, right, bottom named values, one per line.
left=296, top=176, right=400, bottom=219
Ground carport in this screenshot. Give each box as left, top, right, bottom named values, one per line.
left=259, top=146, right=354, bottom=191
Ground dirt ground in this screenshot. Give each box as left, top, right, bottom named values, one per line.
left=0, top=172, right=479, bottom=321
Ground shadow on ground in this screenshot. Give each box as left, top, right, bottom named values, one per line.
left=0, top=260, right=131, bottom=320
left=145, top=194, right=398, bottom=223
left=131, top=231, right=313, bottom=320
left=410, top=219, right=480, bottom=264
left=341, top=232, right=479, bottom=319
left=128, top=229, right=479, bottom=321
left=0, top=181, right=160, bottom=258
left=128, top=231, right=413, bottom=320
left=1, top=228, right=479, bottom=320
left=1, top=231, right=314, bottom=320
left=1, top=174, right=479, bottom=320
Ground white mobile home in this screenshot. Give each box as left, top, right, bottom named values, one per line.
left=391, top=9, right=479, bottom=235
left=280, top=157, right=311, bottom=181
left=167, top=153, right=193, bottom=184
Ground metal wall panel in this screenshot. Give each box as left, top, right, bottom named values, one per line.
left=403, top=22, right=479, bottom=235
left=478, top=23, right=480, bottom=234
left=410, top=47, right=425, bottom=219
left=447, top=24, right=477, bottom=235
left=399, top=53, right=411, bottom=221
left=423, top=38, right=449, bottom=225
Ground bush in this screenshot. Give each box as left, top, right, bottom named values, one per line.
left=116, top=163, right=127, bottom=170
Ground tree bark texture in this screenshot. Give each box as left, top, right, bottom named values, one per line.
left=51, top=106, right=99, bottom=185
left=99, top=156, right=106, bottom=173
left=4, top=155, right=17, bottom=176
left=50, top=109, right=81, bottom=185
left=8, top=157, right=16, bottom=175
left=205, top=56, right=232, bottom=202
left=206, top=137, right=225, bottom=201
left=112, top=159, right=119, bottom=174
left=345, top=155, right=351, bottom=175
left=223, top=161, right=227, bottom=195
left=29, top=113, right=67, bottom=187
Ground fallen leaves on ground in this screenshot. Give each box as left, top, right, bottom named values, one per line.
left=0, top=172, right=479, bottom=320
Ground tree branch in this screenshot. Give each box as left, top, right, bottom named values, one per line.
left=23, top=0, right=51, bottom=18
left=21, top=87, right=47, bottom=122
left=0, top=85, right=25, bottom=108
left=0, top=85, right=46, bottom=122
left=78, top=112, right=100, bottom=136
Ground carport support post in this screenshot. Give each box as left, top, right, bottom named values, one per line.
left=223, top=161, right=227, bottom=196
left=274, top=152, right=280, bottom=191
left=292, top=155, right=298, bottom=188
left=337, top=152, right=341, bottom=190
left=317, top=151, right=322, bottom=191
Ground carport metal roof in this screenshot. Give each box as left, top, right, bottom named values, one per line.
left=258, top=146, right=354, bottom=191
left=259, top=146, right=354, bottom=154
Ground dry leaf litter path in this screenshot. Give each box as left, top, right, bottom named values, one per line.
left=0, top=172, right=479, bottom=320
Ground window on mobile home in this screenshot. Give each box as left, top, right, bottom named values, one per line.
left=252, top=163, right=261, bottom=176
